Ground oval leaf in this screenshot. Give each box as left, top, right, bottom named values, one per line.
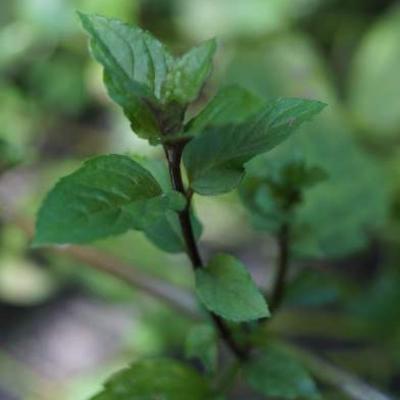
left=78, top=13, right=173, bottom=142
left=33, top=155, right=184, bottom=246
left=79, top=14, right=218, bottom=143
left=195, top=253, right=269, bottom=322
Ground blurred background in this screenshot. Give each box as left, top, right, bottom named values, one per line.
left=1, top=0, right=400, bottom=398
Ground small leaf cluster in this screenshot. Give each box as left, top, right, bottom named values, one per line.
left=33, top=13, right=326, bottom=400
left=240, top=159, right=327, bottom=233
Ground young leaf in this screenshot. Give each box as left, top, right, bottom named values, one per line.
left=244, top=345, right=320, bottom=399
left=183, top=98, right=326, bottom=195
left=33, top=155, right=184, bottom=246
left=185, top=85, right=264, bottom=133
left=162, top=39, right=217, bottom=104
left=185, top=324, right=218, bottom=373
left=240, top=160, right=327, bottom=233
left=91, top=359, right=211, bottom=400
left=78, top=13, right=174, bottom=142
left=195, top=254, right=269, bottom=322
left=79, top=14, right=218, bottom=143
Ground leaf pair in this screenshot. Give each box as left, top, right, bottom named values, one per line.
left=79, top=13, right=216, bottom=143
left=196, top=253, right=269, bottom=322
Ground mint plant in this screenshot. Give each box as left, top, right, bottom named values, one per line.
left=34, top=13, right=326, bottom=399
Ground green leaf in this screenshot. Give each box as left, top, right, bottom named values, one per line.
left=183, top=98, right=326, bottom=195
left=185, top=85, right=264, bottom=134
left=33, top=155, right=184, bottom=246
left=79, top=14, right=218, bottom=143
left=195, top=254, right=269, bottom=322
left=240, top=160, right=327, bottom=233
left=162, top=39, right=217, bottom=104
left=244, top=345, right=320, bottom=400
left=185, top=324, right=218, bottom=373
left=78, top=13, right=175, bottom=142
left=91, top=358, right=211, bottom=400
left=134, top=157, right=203, bottom=253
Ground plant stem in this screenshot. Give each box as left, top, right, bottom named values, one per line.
left=270, top=222, right=290, bottom=311
left=1, top=181, right=394, bottom=400
left=164, top=144, right=202, bottom=268
left=164, top=144, right=248, bottom=360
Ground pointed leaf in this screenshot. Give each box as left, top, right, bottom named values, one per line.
left=162, top=39, right=217, bottom=104
left=79, top=13, right=174, bottom=142
left=195, top=254, right=269, bottom=322
left=78, top=13, right=173, bottom=99
left=91, top=358, right=211, bottom=400
left=34, top=155, right=184, bottom=246
left=183, top=98, right=326, bottom=195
